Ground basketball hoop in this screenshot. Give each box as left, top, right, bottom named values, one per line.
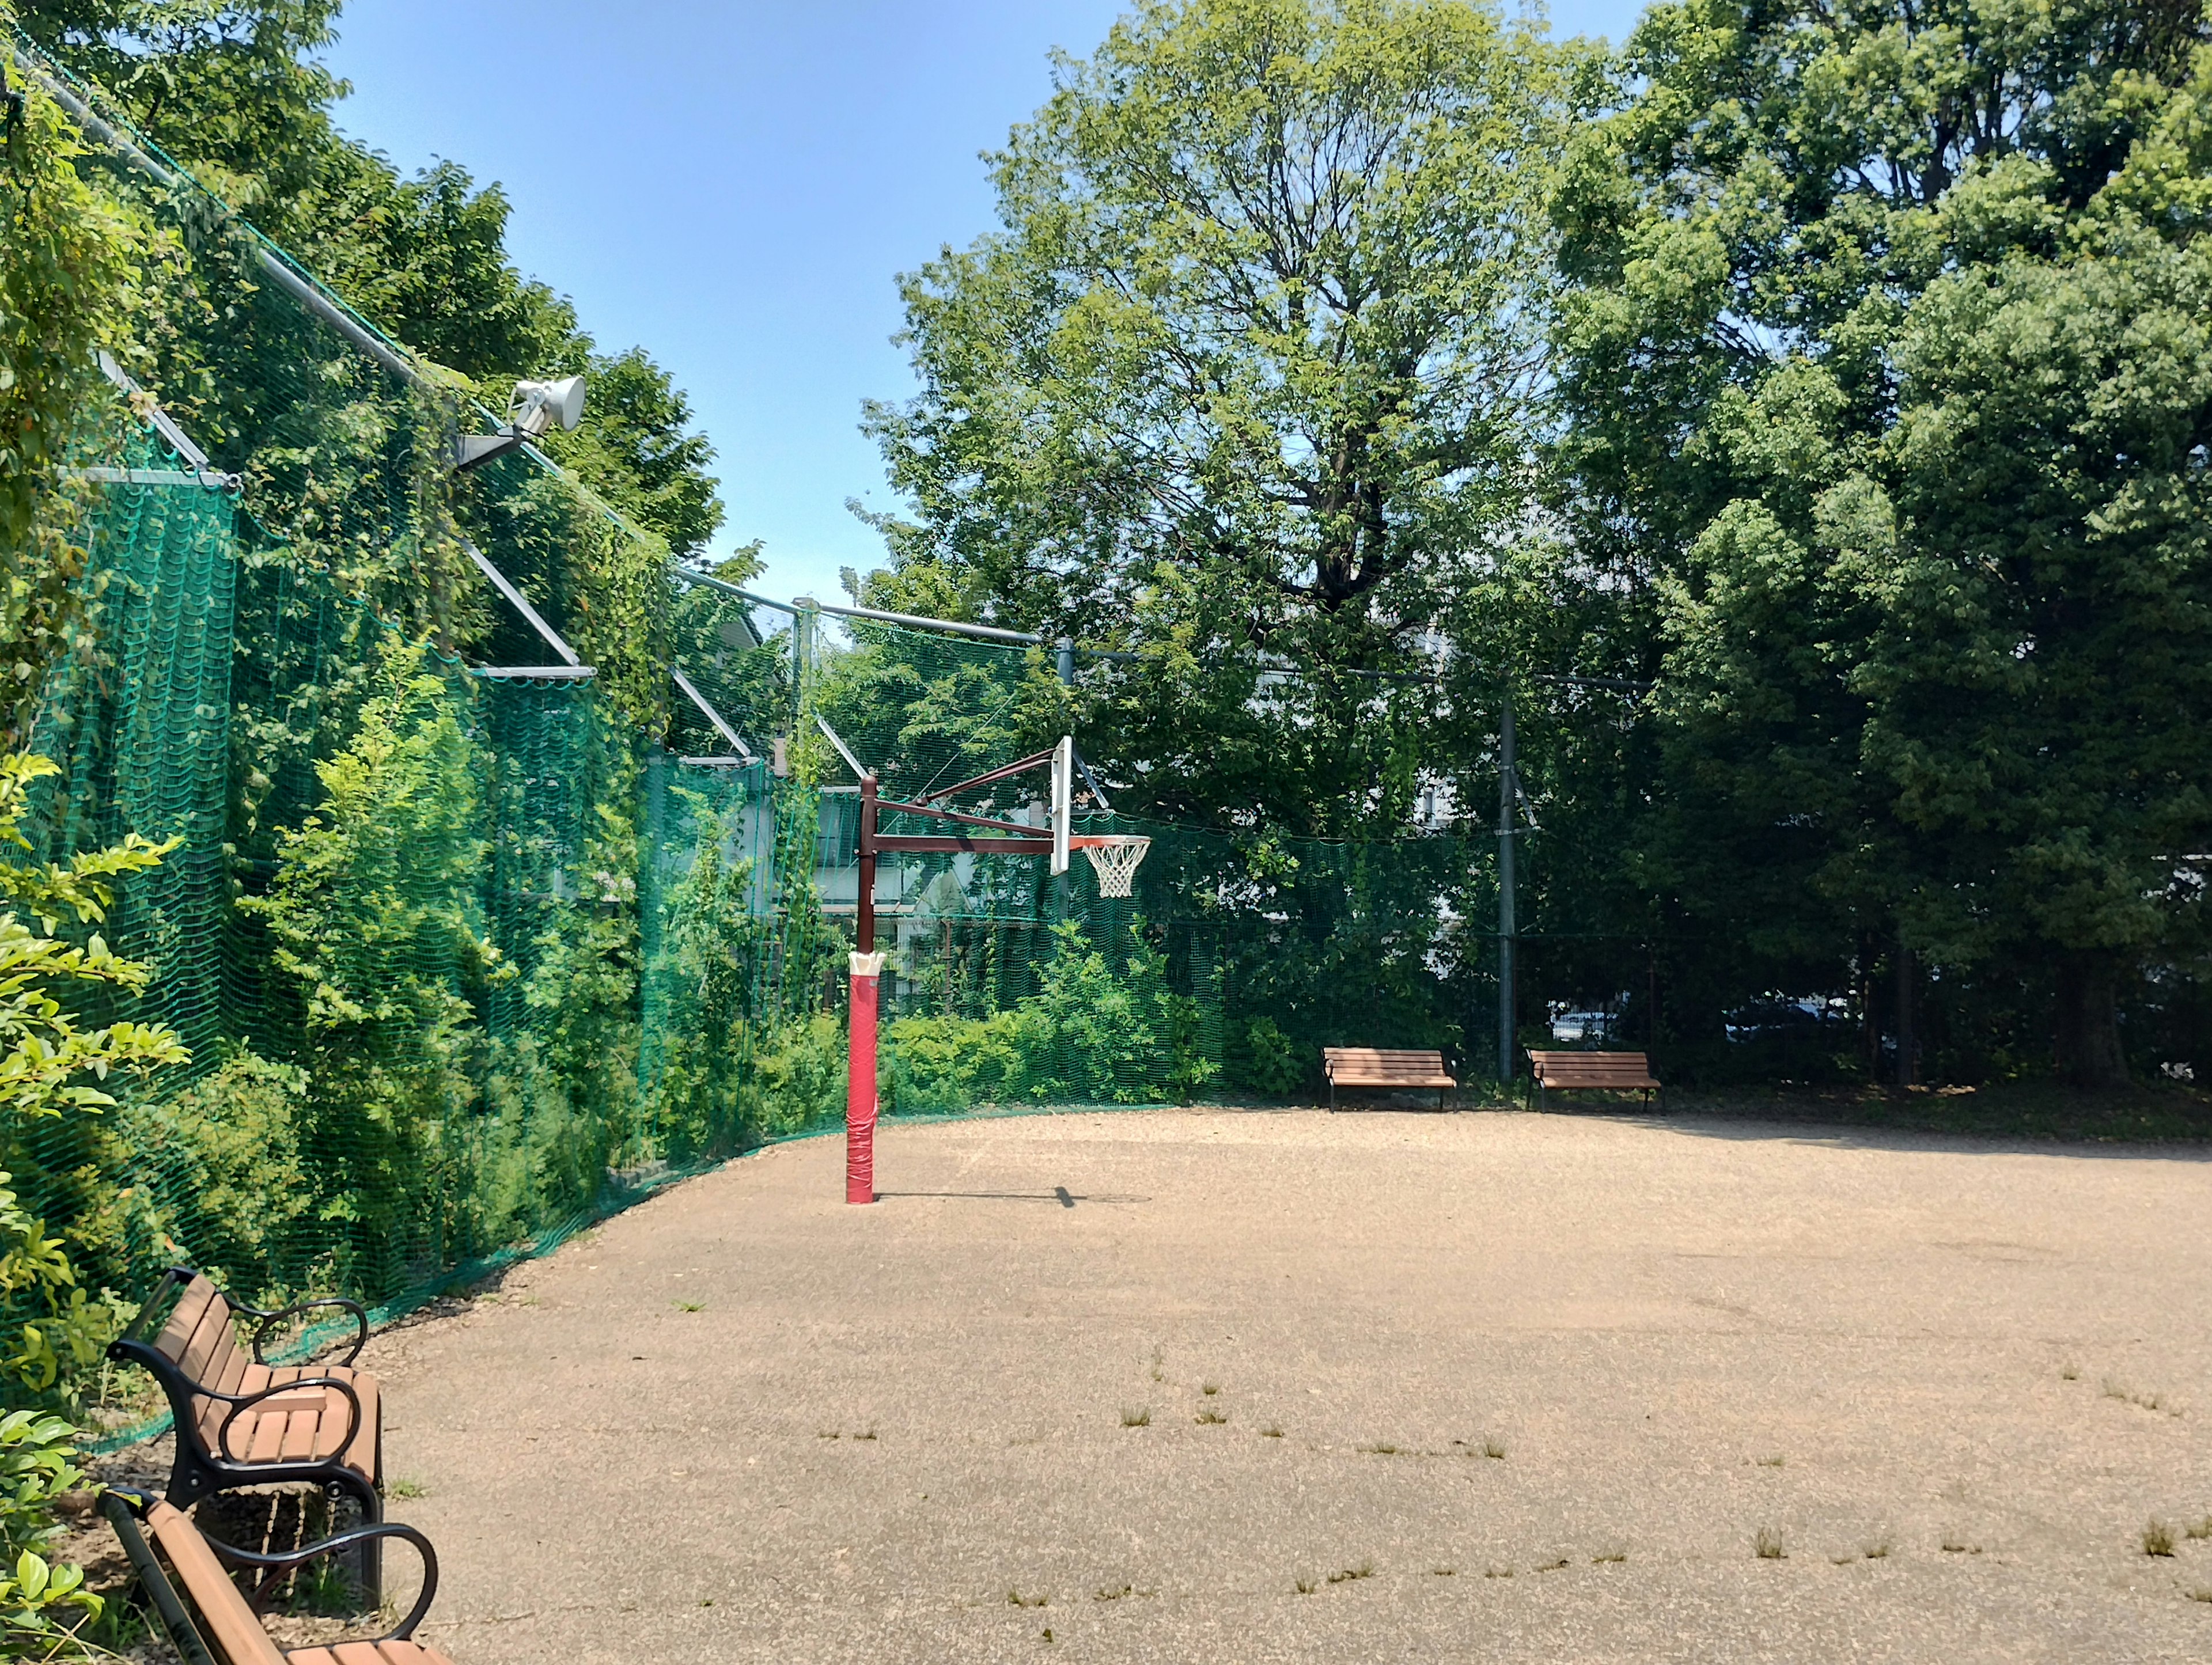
left=1079, top=835, right=1151, bottom=898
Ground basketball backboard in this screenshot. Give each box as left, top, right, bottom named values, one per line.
left=1051, top=735, right=1073, bottom=875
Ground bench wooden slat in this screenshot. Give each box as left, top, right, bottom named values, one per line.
left=178, top=1291, right=238, bottom=1383
left=154, top=1277, right=218, bottom=1363
left=147, top=1503, right=287, bottom=1665
left=1528, top=1051, right=1661, bottom=1092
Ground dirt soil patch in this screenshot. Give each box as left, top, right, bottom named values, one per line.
left=142, top=1108, right=2212, bottom=1662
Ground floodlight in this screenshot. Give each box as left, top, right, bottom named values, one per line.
left=453, top=373, right=588, bottom=471
left=510, top=374, right=588, bottom=438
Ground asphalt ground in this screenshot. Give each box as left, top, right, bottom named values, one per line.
left=351, top=1107, right=2212, bottom=1663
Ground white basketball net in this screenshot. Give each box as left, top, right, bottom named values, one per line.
left=1081, top=836, right=1152, bottom=898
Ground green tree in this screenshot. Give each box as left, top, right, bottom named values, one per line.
left=866, top=0, right=1587, bottom=831
left=0, top=37, right=154, bottom=747
left=0, top=751, right=185, bottom=1663
left=1557, top=0, right=2212, bottom=1083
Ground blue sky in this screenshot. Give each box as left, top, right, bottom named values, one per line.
left=324, top=1, right=1647, bottom=608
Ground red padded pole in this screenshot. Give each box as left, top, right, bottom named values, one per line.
left=849, top=773, right=881, bottom=1205
left=846, top=951, right=881, bottom=1204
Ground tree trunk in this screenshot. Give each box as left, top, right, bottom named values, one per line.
left=2054, top=953, right=2128, bottom=1089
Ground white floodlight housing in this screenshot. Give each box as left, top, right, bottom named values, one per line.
left=1051, top=735, right=1073, bottom=876
left=510, top=374, right=587, bottom=439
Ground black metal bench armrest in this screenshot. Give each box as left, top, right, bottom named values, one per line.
left=249, top=1297, right=369, bottom=1367
left=207, top=1520, right=439, bottom=1636
left=209, top=1374, right=365, bottom=1465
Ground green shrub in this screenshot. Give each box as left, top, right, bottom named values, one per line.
left=115, top=1053, right=315, bottom=1302
left=0, top=1410, right=101, bottom=1658
left=1232, top=1016, right=1307, bottom=1099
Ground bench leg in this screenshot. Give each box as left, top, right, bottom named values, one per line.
left=324, top=1477, right=382, bottom=1608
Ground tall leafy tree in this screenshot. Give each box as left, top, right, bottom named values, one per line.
left=866, top=0, right=1590, bottom=832
left=1556, top=0, right=2212, bottom=1083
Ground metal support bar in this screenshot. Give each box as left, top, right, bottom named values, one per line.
left=916, top=749, right=1056, bottom=805
left=877, top=797, right=1049, bottom=838
left=814, top=714, right=870, bottom=782
left=91, top=352, right=239, bottom=488
left=465, top=542, right=580, bottom=666
left=797, top=594, right=1042, bottom=646
left=873, top=835, right=1055, bottom=855
left=1075, top=753, right=1114, bottom=813
left=671, top=566, right=791, bottom=615
left=1497, top=694, right=1518, bottom=1086
left=68, top=466, right=231, bottom=490
left=669, top=664, right=756, bottom=763
left=472, top=666, right=596, bottom=681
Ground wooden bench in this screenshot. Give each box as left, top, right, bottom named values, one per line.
left=1528, top=1050, right=1662, bottom=1108
left=108, top=1268, right=385, bottom=1596
left=1323, top=1047, right=1459, bottom=1112
left=101, top=1486, right=446, bottom=1665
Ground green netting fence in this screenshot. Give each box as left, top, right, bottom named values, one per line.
left=3, top=31, right=1532, bottom=1441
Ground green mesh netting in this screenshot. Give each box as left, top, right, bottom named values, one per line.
left=4, top=32, right=1524, bottom=1442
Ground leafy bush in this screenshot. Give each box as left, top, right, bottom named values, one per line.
left=1230, top=1015, right=1308, bottom=1099
left=114, top=1053, right=315, bottom=1302
left=885, top=1008, right=1042, bottom=1116
left=885, top=919, right=1218, bottom=1111
left=241, top=647, right=505, bottom=1289
left=0, top=1411, right=101, bottom=1659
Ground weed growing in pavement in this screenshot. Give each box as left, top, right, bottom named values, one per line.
left=1202, top=1382, right=1220, bottom=1396
left=1755, top=1528, right=1786, bottom=1560
left=2186, top=1516, right=2212, bottom=1541
left=1757, top=1455, right=1786, bottom=1467
left=2105, top=1379, right=2175, bottom=1413
left=2059, top=1361, right=2080, bottom=1380
left=1294, top=1577, right=1317, bottom=1595
left=2188, top=1588, right=2212, bottom=1603
left=1196, top=1409, right=1228, bottom=1425
left=1007, top=1590, right=1047, bottom=1607
left=1592, top=1552, right=1626, bottom=1564
left=1150, top=1347, right=1165, bottom=1383
left=2144, top=1519, right=2177, bottom=1557
left=673, top=1300, right=705, bottom=1312
left=1484, top=1567, right=1512, bottom=1579
left=1484, top=1440, right=1506, bottom=1459
left=1940, top=1536, right=1980, bottom=1554
left=1122, top=1408, right=1151, bottom=1428
left=1260, top=1425, right=1283, bottom=1438
left=1863, top=1539, right=1891, bottom=1559
left=1092, top=1585, right=1152, bottom=1601
left=1326, top=1563, right=1374, bottom=1583
left=388, top=1478, right=427, bottom=1500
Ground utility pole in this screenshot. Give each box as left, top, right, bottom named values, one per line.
left=1054, top=639, right=1074, bottom=920
left=1497, top=693, right=1517, bottom=1086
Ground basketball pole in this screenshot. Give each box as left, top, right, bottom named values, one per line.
left=847, top=772, right=881, bottom=1204
left=838, top=738, right=1088, bottom=1204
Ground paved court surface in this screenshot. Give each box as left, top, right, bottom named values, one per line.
left=358, top=1108, right=2212, bottom=1663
